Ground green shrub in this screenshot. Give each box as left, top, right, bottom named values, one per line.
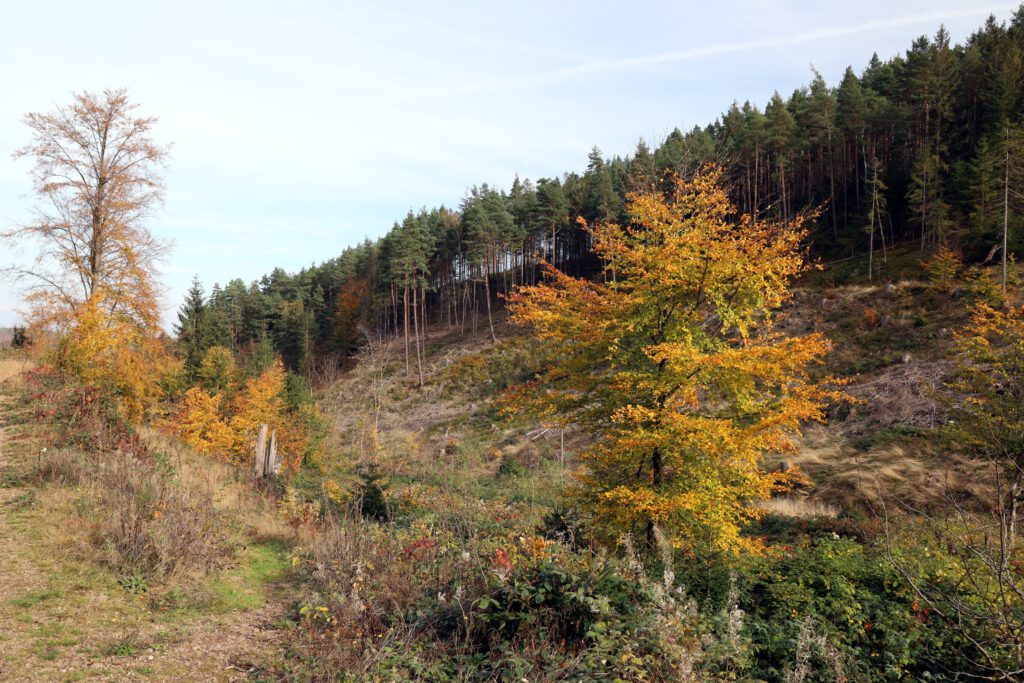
left=725, top=537, right=960, bottom=681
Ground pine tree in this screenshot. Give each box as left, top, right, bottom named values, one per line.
left=764, top=92, right=796, bottom=223
left=176, top=276, right=210, bottom=381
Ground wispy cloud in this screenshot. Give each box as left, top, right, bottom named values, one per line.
left=443, top=5, right=1016, bottom=95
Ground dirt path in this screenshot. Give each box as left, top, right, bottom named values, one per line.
left=0, top=364, right=291, bottom=682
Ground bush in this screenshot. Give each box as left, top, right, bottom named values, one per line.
left=698, top=537, right=962, bottom=682
left=86, top=452, right=229, bottom=581
left=20, top=366, right=143, bottom=456
left=30, top=448, right=84, bottom=486
left=16, top=368, right=232, bottom=585
left=284, top=517, right=747, bottom=681
left=353, top=462, right=390, bottom=521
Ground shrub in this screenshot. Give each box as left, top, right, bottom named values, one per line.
left=31, top=448, right=84, bottom=486
left=353, top=462, right=390, bottom=521
left=715, top=537, right=957, bottom=681
left=11, top=325, right=28, bottom=348
left=55, top=289, right=171, bottom=423
left=86, top=452, right=229, bottom=581
left=20, top=366, right=143, bottom=455
left=284, top=516, right=752, bottom=681
left=495, top=454, right=526, bottom=478
left=922, top=245, right=961, bottom=292
left=169, top=358, right=325, bottom=472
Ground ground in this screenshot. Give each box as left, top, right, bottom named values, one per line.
left=0, top=357, right=291, bottom=683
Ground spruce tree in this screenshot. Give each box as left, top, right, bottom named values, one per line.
left=175, top=276, right=210, bottom=381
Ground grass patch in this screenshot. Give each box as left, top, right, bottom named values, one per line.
left=207, top=541, right=289, bottom=612
left=9, top=587, right=63, bottom=609
left=851, top=424, right=928, bottom=452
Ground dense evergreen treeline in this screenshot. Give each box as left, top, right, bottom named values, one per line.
left=178, top=9, right=1024, bottom=376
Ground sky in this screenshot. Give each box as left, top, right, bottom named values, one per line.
left=0, top=0, right=1019, bottom=329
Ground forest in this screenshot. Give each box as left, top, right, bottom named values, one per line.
left=1, top=7, right=1024, bottom=683
left=176, top=11, right=1024, bottom=381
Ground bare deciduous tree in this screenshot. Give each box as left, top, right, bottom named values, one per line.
left=3, top=88, right=170, bottom=329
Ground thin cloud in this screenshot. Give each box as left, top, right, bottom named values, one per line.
left=447, top=5, right=1015, bottom=95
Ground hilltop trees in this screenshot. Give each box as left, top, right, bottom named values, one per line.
left=505, top=169, right=834, bottom=553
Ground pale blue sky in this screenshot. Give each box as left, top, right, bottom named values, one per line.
left=0, top=0, right=1018, bottom=327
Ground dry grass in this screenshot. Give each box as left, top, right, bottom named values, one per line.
left=0, top=357, right=30, bottom=383
left=138, top=426, right=296, bottom=546
left=846, top=360, right=950, bottom=431
left=0, top=381, right=293, bottom=681
left=761, top=495, right=840, bottom=519
left=84, top=451, right=230, bottom=581
left=778, top=424, right=992, bottom=512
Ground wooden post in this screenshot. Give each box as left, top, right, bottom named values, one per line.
left=254, top=423, right=268, bottom=477
left=266, top=429, right=279, bottom=476
left=253, top=424, right=281, bottom=478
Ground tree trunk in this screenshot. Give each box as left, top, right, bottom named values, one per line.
left=1004, top=129, right=1010, bottom=294
left=403, top=285, right=410, bottom=377
left=412, top=282, right=424, bottom=387
left=483, top=253, right=498, bottom=343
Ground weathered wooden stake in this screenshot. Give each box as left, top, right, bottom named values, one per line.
left=253, top=423, right=280, bottom=478
left=265, top=428, right=279, bottom=476
left=254, top=423, right=268, bottom=477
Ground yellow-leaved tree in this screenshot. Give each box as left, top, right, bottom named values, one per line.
left=58, top=288, right=171, bottom=423
left=226, top=360, right=288, bottom=457
left=172, top=359, right=314, bottom=474
left=504, top=168, right=836, bottom=554
left=173, top=387, right=235, bottom=455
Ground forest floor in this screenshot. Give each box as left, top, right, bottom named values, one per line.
left=0, top=357, right=292, bottom=682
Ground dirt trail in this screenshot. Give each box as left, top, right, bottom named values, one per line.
left=0, top=363, right=288, bottom=682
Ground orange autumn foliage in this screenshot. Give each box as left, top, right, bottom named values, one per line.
left=171, top=359, right=313, bottom=474
left=332, top=276, right=369, bottom=355
left=174, top=387, right=235, bottom=454
left=5, top=91, right=173, bottom=425
left=57, top=289, right=171, bottom=423
left=504, top=168, right=839, bottom=554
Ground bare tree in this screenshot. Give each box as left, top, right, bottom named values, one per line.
left=3, top=88, right=170, bottom=329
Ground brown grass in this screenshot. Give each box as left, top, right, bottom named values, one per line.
left=761, top=495, right=840, bottom=519
left=778, top=424, right=991, bottom=512
left=0, top=357, right=30, bottom=383
left=84, top=451, right=230, bottom=581
left=138, top=426, right=296, bottom=546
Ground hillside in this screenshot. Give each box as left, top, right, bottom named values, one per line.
left=4, top=7, right=1024, bottom=681
left=318, top=279, right=935, bottom=516
left=2, top=237, right=1022, bottom=680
